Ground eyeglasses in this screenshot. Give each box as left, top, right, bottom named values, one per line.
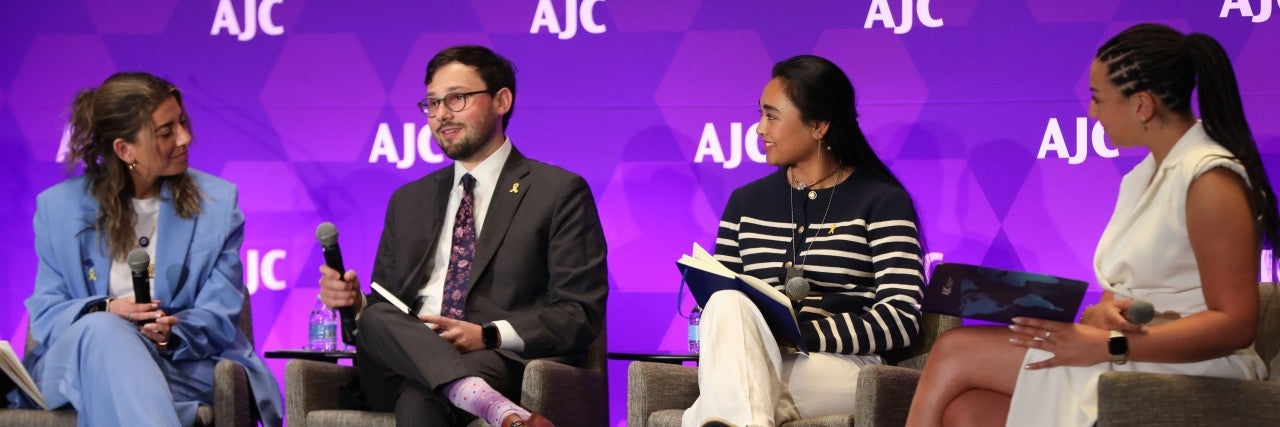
left=417, top=90, right=492, bottom=118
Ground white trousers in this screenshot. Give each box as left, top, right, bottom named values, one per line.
left=682, top=290, right=881, bottom=427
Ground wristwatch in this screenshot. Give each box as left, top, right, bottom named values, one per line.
left=1108, top=330, right=1128, bottom=365
left=481, top=322, right=500, bottom=349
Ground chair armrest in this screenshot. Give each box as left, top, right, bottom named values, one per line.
left=213, top=359, right=252, bottom=427
left=521, top=359, right=607, bottom=426
left=1097, top=371, right=1280, bottom=427
left=854, top=365, right=922, bottom=427
left=627, top=361, right=699, bottom=427
left=286, top=359, right=359, bottom=427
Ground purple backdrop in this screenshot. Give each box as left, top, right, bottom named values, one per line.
left=3, top=1, right=1279, bottom=425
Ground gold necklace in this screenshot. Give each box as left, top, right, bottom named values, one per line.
left=789, top=166, right=841, bottom=200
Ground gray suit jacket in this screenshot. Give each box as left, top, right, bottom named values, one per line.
left=367, top=147, right=607, bottom=363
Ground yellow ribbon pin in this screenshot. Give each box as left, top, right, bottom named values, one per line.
left=88, top=268, right=97, bottom=282
left=828, top=224, right=838, bottom=234
left=509, top=182, right=520, bottom=193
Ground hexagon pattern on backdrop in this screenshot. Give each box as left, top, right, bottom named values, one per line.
left=4, top=2, right=1279, bottom=425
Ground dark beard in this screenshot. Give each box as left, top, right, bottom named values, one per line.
left=439, top=126, right=492, bottom=161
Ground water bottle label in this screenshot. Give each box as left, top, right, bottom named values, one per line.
left=311, top=323, right=334, bottom=339
left=688, top=324, right=699, bottom=341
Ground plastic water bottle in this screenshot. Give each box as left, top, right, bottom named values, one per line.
left=688, top=306, right=702, bottom=354
left=309, top=295, right=337, bottom=351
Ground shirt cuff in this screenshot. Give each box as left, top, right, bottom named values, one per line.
left=493, top=320, right=524, bottom=352
left=354, top=292, right=368, bottom=321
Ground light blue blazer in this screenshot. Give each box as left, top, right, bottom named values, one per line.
left=24, top=169, right=283, bottom=427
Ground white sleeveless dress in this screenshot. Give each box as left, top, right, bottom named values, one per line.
left=1004, top=122, right=1267, bottom=426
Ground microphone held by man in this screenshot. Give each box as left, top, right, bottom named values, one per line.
left=316, top=222, right=359, bottom=346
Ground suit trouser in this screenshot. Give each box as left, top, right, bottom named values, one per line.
left=682, top=291, right=880, bottom=427
left=356, top=303, right=522, bottom=426
left=28, top=312, right=213, bottom=427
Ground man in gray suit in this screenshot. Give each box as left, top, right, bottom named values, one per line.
left=318, top=45, right=606, bottom=427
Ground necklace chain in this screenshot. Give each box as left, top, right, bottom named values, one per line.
left=789, top=166, right=840, bottom=191
left=789, top=167, right=841, bottom=269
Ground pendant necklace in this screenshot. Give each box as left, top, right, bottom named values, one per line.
left=139, top=222, right=156, bottom=248
left=789, top=166, right=840, bottom=201
left=783, top=166, right=841, bottom=299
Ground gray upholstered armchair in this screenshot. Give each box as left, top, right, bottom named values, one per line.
left=626, top=312, right=961, bottom=427
left=1094, top=283, right=1280, bottom=427
left=284, top=330, right=608, bottom=427
left=854, top=284, right=1280, bottom=427
left=0, top=294, right=259, bottom=427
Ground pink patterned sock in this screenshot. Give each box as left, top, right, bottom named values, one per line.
left=442, top=376, right=530, bottom=425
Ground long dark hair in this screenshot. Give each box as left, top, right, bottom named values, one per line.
left=771, top=54, right=926, bottom=251
left=65, top=72, right=201, bottom=261
left=1097, top=24, right=1280, bottom=262
left=771, top=55, right=910, bottom=190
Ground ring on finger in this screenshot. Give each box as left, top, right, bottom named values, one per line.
left=1043, top=330, right=1052, bottom=340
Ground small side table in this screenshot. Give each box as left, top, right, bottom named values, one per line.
left=265, top=348, right=356, bottom=364
left=607, top=351, right=699, bottom=365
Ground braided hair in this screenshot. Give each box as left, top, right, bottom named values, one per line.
left=1097, top=23, right=1279, bottom=268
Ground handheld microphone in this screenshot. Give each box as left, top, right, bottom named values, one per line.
left=127, top=248, right=155, bottom=324
left=784, top=276, right=809, bottom=303
left=316, top=222, right=358, bottom=346
left=1126, top=299, right=1155, bottom=325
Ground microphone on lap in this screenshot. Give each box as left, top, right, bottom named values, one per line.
left=316, top=222, right=358, bottom=346
left=1126, top=299, right=1155, bottom=325
left=784, top=276, right=809, bottom=303
left=128, top=248, right=155, bottom=324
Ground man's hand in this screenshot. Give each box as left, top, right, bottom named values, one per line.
left=420, top=315, right=484, bottom=353
left=318, top=265, right=362, bottom=312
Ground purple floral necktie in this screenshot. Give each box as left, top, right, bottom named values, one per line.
left=441, top=173, right=476, bottom=319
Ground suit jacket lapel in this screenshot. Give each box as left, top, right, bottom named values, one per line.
left=77, top=198, right=109, bottom=297
left=155, top=188, right=195, bottom=304
left=398, top=171, right=453, bottom=302
left=469, top=150, right=530, bottom=289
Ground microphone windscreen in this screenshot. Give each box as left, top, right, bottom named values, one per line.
left=784, top=276, right=809, bottom=303
left=1127, top=299, right=1155, bottom=325
left=316, top=222, right=339, bottom=247
left=127, top=248, right=150, bottom=273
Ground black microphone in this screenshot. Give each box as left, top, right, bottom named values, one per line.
left=1126, top=299, right=1155, bottom=325
left=128, top=248, right=155, bottom=324
left=316, top=222, right=357, bottom=346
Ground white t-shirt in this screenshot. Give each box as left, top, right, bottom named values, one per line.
left=109, top=197, right=160, bottom=299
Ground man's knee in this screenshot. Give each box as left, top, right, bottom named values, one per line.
left=356, top=303, right=404, bottom=337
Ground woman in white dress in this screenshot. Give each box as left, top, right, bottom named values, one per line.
left=904, top=23, right=1279, bottom=427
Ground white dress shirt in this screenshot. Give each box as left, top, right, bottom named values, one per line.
left=414, top=139, right=524, bottom=350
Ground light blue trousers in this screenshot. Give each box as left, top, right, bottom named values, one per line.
left=29, top=312, right=216, bottom=427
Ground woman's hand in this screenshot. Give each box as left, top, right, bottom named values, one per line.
left=107, top=296, right=163, bottom=323
left=1008, top=317, right=1111, bottom=369
left=1080, top=298, right=1148, bottom=332
left=106, top=297, right=179, bottom=349
left=140, top=314, right=180, bottom=350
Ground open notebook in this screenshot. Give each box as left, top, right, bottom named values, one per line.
left=921, top=263, right=1089, bottom=324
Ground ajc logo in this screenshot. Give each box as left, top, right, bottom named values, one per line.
left=211, top=0, right=285, bottom=41
left=1221, top=0, right=1277, bottom=23
left=1037, top=117, right=1118, bottom=165
left=865, top=0, right=943, bottom=34
left=531, top=0, right=606, bottom=40
left=246, top=248, right=287, bottom=294
left=695, top=122, right=766, bottom=169
left=368, top=122, right=446, bottom=169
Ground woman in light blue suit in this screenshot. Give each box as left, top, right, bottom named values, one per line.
left=13, top=72, right=283, bottom=426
